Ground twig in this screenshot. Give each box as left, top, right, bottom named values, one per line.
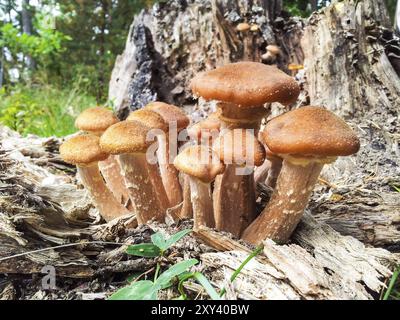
left=0, top=241, right=125, bottom=262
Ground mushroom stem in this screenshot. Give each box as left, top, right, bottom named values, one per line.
left=188, top=176, right=215, bottom=230
left=213, top=165, right=256, bottom=237
left=254, top=160, right=270, bottom=185
left=77, top=163, right=130, bottom=222
left=241, top=159, right=324, bottom=244
left=157, top=133, right=182, bottom=207
left=119, top=153, right=165, bottom=224
left=179, top=174, right=193, bottom=219
left=98, top=155, right=132, bottom=208
left=264, top=157, right=283, bottom=189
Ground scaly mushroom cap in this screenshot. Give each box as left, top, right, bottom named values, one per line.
left=100, top=120, right=152, bottom=155
left=145, top=101, right=190, bottom=130
left=60, top=134, right=108, bottom=166
left=213, top=129, right=266, bottom=167
left=236, top=22, right=250, bottom=32
left=126, top=109, right=168, bottom=132
left=75, top=107, right=119, bottom=133
left=190, top=62, right=300, bottom=107
left=262, top=106, right=360, bottom=157
left=174, top=145, right=225, bottom=183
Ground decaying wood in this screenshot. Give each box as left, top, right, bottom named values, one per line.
left=201, top=214, right=399, bottom=300
left=301, top=0, right=400, bottom=247
left=1, top=0, right=399, bottom=300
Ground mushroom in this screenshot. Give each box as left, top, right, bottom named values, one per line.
left=75, top=107, right=131, bottom=207
left=190, top=62, right=300, bottom=234
left=191, top=62, right=300, bottom=132
left=174, top=145, right=225, bottom=230
left=144, top=101, right=190, bottom=207
left=262, top=45, right=281, bottom=64
left=212, top=129, right=266, bottom=237
left=100, top=120, right=167, bottom=224
left=59, top=134, right=130, bottom=222
left=187, top=112, right=221, bottom=147
left=126, top=109, right=170, bottom=211
left=179, top=112, right=221, bottom=219
left=236, top=22, right=250, bottom=32
left=241, top=106, right=360, bottom=244
left=254, top=145, right=282, bottom=189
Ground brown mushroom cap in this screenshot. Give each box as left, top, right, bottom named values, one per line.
left=236, top=22, right=250, bottom=32
left=126, top=109, right=168, bottom=132
left=213, top=129, right=266, bottom=166
left=188, top=113, right=221, bottom=140
left=262, top=106, right=360, bottom=157
left=145, top=101, right=190, bottom=130
left=75, top=107, right=119, bottom=133
left=266, top=45, right=281, bottom=56
left=60, top=134, right=108, bottom=166
left=100, top=120, right=152, bottom=155
left=190, top=62, right=300, bottom=107
left=174, top=145, right=225, bottom=183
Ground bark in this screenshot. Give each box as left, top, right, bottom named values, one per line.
left=0, top=0, right=399, bottom=300
left=21, top=0, right=36, bottom=70
left=109, top=0, right=303, bottom=119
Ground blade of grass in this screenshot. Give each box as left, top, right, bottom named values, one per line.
left=383, top=266, right=400, bottom=300
left=193, top=272, right=221, bottom=300
left=219, top=245, right=264, bottom=297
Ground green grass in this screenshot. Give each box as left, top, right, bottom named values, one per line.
left=0, top=83, right=97, bottom=137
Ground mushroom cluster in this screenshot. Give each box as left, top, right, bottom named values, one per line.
left=59, top=61, right=360, bottom=246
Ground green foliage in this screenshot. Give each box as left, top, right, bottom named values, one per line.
left=0, top=81, right=96, bottom=137
left=111, top=229, right=264, bottom=300
left=126, top=243, right=162, bottom=257
left=383, top=266, right=400, bottom=300
left=109, top=259, right=198, bottom=300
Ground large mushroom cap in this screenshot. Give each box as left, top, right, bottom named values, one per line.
left=145, top=101, right=190, bottom=130
left=100, top=120, right=152, bottom=155
left=190, top=62, right=300, bottom=107
left=126, top=109, right=168, bottom=132
left=213, top=129, right=266, bottom=166
left=174, top=145, right=225, bottom=183
left=75, top=107, right=119, bottom=133
left=60, top=134, right=108, bottom=166
left=262, top=106, right=360, bottom=157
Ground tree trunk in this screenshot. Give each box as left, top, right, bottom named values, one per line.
left=21, top=0, right=36, bottom=70
left=396, top=0, right=400, bottom=31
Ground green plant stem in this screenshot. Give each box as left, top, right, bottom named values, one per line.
left=154, top=262, right=161, bottom=282
left=219, top=245, right=264, bottom=297
left=383, top=266, right=400, bottom=300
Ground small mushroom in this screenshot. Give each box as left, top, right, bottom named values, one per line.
left=187, top=112, right=221, bottom=147
left=59, top=134, right=130, bottom=222
left=174, top=145, right=225, bottom=230
left=126, top=109, right=170, bottom=211
left=100, top=120, right=167, bottom=224
left=144, top=101, right=190, bottom=207
left=254, top=145, right=282, bottom=189
left=241, top=106, right=360, bottom=244
left=262, top=45, right=281, bottom=64
left=75, top=107, right=131, bottom=207
left=212, top=129, right=266, bottom=237
left=236, top=22, right=250, bottom=32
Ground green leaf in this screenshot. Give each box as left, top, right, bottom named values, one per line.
left=126, top=243, right=161, bottom=257
left=151, top=229, right=192, bottom=252
left=108, top=280, right=154, bottom=300
left=193, top=272, right=222, bottom=300
left=163, top=229, right=192, bottom=250
left=151, top=232, right=166, bottom=250
left=144, top=259, right=198, bottom=297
